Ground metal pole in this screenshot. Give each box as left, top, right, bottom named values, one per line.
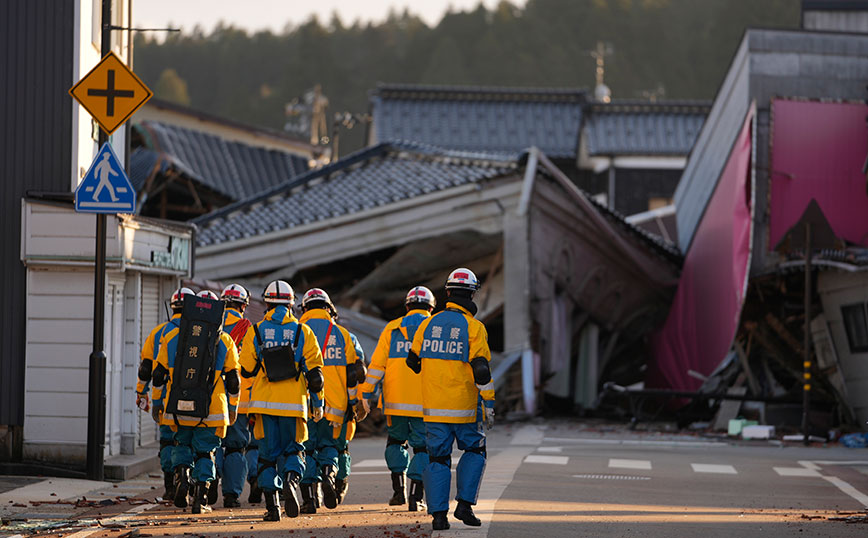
left=802, top=222, right=812, bottom=446
left=86, top=0, right=112, bottom=481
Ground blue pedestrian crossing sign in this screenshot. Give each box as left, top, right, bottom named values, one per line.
left=75, top=142, right=136, bottom=214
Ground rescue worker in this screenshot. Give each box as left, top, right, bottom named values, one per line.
left=212, top=284, right=253, bottom=508
left=151, top=290, right=242, bottom=515
left=360, top=286, right=436, bottom=511
left=298, top=288, right=361, bottom=514
left=239, top=280, right=325, bottom=522
left=406, top=269, right=495, bottom=531
left=334, top=330, right=368, bottom=503
left=136, top=287, right=194, bottom=500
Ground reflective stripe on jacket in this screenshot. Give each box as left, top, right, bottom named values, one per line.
left=137, top=314, right=181, bottom=402
left=299, top=309, right=358, bottom=424
left=359, top=309, right=429, bottom=418
left=239, top=305, right=324, bottom=419
left=410, top=302, right=493, bottom=424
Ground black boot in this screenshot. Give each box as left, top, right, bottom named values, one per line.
left=408, top=479, right=425, bottom=512
left=263, top=490, right=281, bottom=521
left=207, top=478, right=219, bottom=505
left=320, top=465, right=338, bottom=509
left=299, top=483, right=317, bottom=514
left=173, top=467, right=190, bottom=508
left=191, top=481, right=212, bottom=514
left=454, top=499, right=481, bottom=526
left=247, top=480, right=262, bottom=504
left=335, top=478, right=348, bottom=504
left=284, top=471, right=301, bottom=518
left=223, top=492, right=240, bottom=508
left=432, top=511, right=450, bottom=530
left=162, top=471, right=175, bottom=501
left=388, top=472, right=406, bottom=506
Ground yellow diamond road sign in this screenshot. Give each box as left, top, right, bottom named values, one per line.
left=69, top=51, right=153, bottom=135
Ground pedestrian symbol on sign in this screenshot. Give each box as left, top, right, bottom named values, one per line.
left=74, top=142, right=137, bottom=214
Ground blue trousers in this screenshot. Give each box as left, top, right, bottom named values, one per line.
left=172, top=426, right=221, bottom=483
left=257, top=415, right=305, bottom=493
left=301, top=418, right=339, bottom=485
left=159, top=425, right=175, bottom=473
left=336, top=420, right=351, bottom=481
left=215, top=414, right=249, bottom=496
left=386, top=416, right=428, bottom=481
left=423, top=413, right=486, bottom=514
left=246, top=422, right=259, bottom=484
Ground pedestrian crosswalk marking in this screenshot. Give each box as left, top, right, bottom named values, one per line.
left=537, top=446, right=563, bottom=453
left=524, top=455, right=569, bottom=465
left=775, top=467, right=821, bottom=477
left=691, top=463, right=737, bottom=474
left=609, top=458, right=652, bottom=470
left=354, top=459, right=387, bottom=468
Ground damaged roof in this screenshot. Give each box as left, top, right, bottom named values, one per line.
left=193, top=142, right=518, bottom=247
left=130, top=121, right=310, bottom=201
left=370, top=84, right=586, bottom=159
left=583, top=101, right=710, bottom=156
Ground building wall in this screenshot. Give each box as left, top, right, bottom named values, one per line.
left=0, top=0, right=76, bottom=429
left=614, top=168, right=682, bottom=217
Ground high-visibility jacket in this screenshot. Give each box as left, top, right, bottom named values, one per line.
left=239, top=305, right=324, bottom=420
left=360, top=309, right=430, bottom=418
left=137, top=313, right=181, bottom=405
left=299, top=309, right=359, bottom=424
left=409, top=302, right=494, bottom=424
left=223, top=308, right=254, bottom=413
left=153, top=324, right=240, bottom=430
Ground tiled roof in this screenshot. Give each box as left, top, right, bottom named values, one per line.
left=584, top=101, right=710, bottom=156
left=371, top=84, right=587, bottom=159
left=131, top=121, right=310, bottom=201
left=193, top=142, right=519, bottom=247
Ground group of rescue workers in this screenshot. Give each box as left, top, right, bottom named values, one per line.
left=135, top=268, right=494, bottom=531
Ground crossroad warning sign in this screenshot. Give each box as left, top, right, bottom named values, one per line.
left=69, top=51, right=152, bottom=135
left=75, top=142, right=137, bottom=214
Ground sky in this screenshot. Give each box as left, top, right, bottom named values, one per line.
left=135, top=0, right=514, bottom=35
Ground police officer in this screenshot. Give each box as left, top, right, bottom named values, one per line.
left=360, top=286, right=435, bottom=511
left=151, top=290, right=242, bottom=515
left=136, top=287, right=194, bottom=500
left=212, top=284, right=253, bottom=508
left=406, top=269, right=495, bottom=531
left=334, top=330, right=368, bottom=503
left=298, top=288, right=361, bottom=514
left=239, top=280, right=325, bottom=522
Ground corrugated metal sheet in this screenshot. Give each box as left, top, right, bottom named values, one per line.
left=138, top=275, right=160, bottom=446
left=0, top=0, right=75, bottom=426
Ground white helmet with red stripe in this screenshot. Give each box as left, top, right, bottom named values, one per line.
left=220, top=283, right=250, bottom=305
left=301, top=288, right=334, bottom=309
left=405, top=286, right=436, bottom=308
left=170, top=287, right=195, bottom=309
left=445, top=268, right=480, bottom=291
left=263, top=280, right=295, bottom=304
left=197, top=290, right=219, bottom=300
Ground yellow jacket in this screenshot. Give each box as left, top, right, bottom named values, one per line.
left=240, top=305, right=324, bottom=420
left=410, top=302, right=494, bottom=424
left=153, top=327, right=240, bottom=431
left=299, top=309, right=358, bottom=424
left=136, top=313, right=181, bottom=404
left=359, top=309, right=430, bottom=418
left=223, top=308, right=254, bottom=413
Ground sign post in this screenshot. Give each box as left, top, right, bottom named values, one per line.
left=69, top=0, right=151, bottom=481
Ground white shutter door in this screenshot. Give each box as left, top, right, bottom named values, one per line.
left=138, top=275, right=161, bottom=446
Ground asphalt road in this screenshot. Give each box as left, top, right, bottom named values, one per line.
left=3, top=421, right=867, bottom=537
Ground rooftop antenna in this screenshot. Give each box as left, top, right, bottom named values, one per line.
left=590, top=41, right=613, bottom=103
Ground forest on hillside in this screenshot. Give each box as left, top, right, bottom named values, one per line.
left=134, top=0, right=800, bottom=154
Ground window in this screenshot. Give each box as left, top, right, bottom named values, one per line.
left=841, top=303, right=868, bottom=353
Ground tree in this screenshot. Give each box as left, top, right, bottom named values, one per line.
left=154, top=68, right=191, bottom=106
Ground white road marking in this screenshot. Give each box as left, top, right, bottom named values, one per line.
left=354, top=459, right=386, bottom=468
left=691, top=463, right=737, bottom=474
left=573, top=474, right=651, bottom=481
left=798, top=460, right=822, bottom=471
left=609, top=458, right=652, bottom=470
left=523, top=455, right=569, bottom=465
left=537, top=446, right=563, bottom=453
left=545, top=436, right=725, bottom=447
left=775, top=467, right=822, bottom=477
left=811, top=460, right=868, bottom=466
left=822, top=476, right=868, bottom=508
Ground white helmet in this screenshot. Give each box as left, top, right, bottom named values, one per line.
left=221, top=283, right=249, bottom=305
left=405, top=286, right=436, bottom=308
left=445, top=268, right=480, bottom=291
left=301, top=288, right=334, bottom=309
left=170, top=287, right=195, bottom=309
left=197, top=290, right=219, bottom=300
left=263, top=280, right=294, bottom=304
